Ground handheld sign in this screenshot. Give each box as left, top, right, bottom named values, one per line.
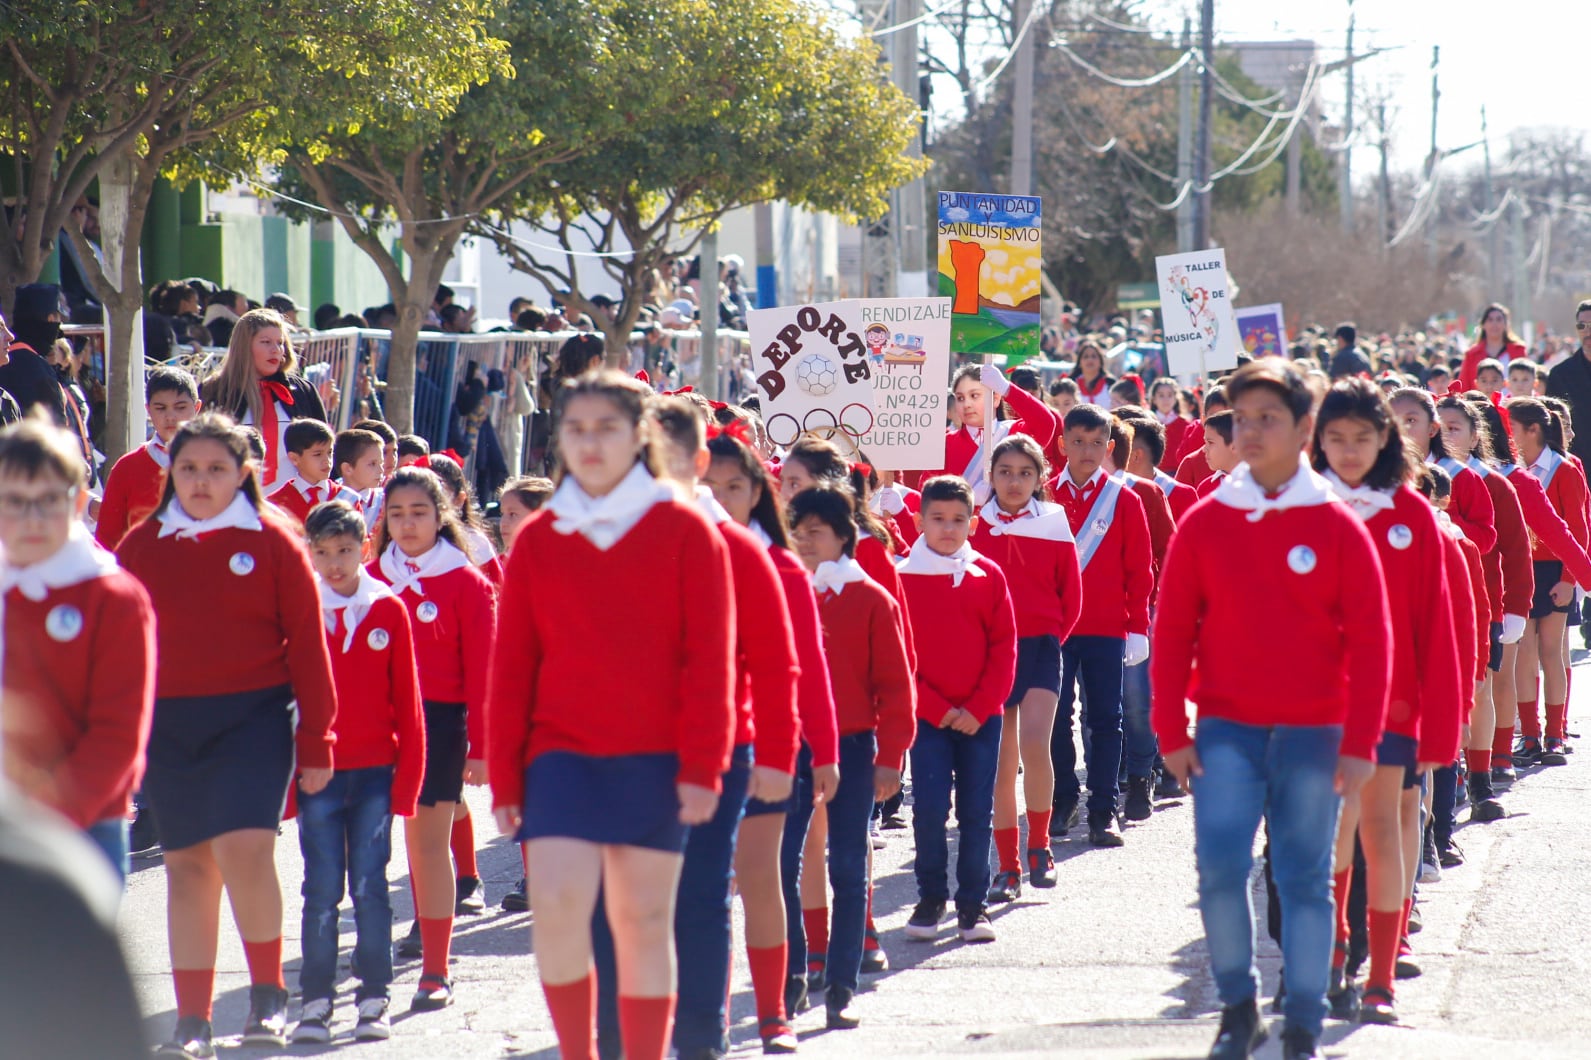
left=937, top=191, right=1043, bottom=366
left=856, top=297, right=952, bottom=471
left=1155, top=248, right=1240, bottom=378
left=1235, top=302, right=1286, bottom=357
left=750, top=301, right=877, bottom=452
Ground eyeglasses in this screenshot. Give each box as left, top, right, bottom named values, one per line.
left=1576, top=322, right=1591, bottom=331
left=0, top=487, right=77, bottom=520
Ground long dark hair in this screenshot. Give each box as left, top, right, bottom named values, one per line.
left=707, top=432, right=790, bottom=549
left=1436, top=394, right=1496, bottom=465
left=1466, top=393, right=1519, bottom=465
left=1311, top=377, right=1413, bottom=490
left=1389, top=386, right=1447, bottom=459
left=372, top=466, right=472, bottom=556
left=155, top=413, right=265, bottom=516
left=423, top=452, right=488, bottom=533
left=785, top=436, right=889, bottom=546
left=1506, top=397, right=1565, bottom=456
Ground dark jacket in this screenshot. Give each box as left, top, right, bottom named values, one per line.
left=0, top=342, right=70, bottom=426
left=1547, top=350, right=1591, bottom=466
left=199, top=370, right=330, bottom=427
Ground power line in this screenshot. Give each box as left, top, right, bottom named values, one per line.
left=1048, top=41, right=1196, bottom=88
left=973, top=0, right=1046, bottom=91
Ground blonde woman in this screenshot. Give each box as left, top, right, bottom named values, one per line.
left=200, top=308, right=329, bottom=495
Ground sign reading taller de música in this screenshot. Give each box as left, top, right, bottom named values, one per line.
left=937, top=191, right=1043, bottom=366
left=1154, top=247, right=1240, bottom=378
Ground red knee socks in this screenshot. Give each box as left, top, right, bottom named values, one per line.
left=1331, top=868, right=1351, bottom=967
left=1467, top=748, right=1492, bottom=773
left=172, top=967, right=216, bottom=1021
left=542, top=973, right=596, bottom=1060
left=802, top=906, right=827, bottom=964
left=618, top=994, right=675, bottom=1060
left=241, top=937, right=284, bottom=990
left=1027, top=809, right=1052, bottom=850
left=1519, top=702, right=1543, bottom=738
left=864, top=885, right=880, bottom=951
left=994, top=827, right=1021, bottom=873
left=1367, top=907, right=1401, bottom=994
left=1547, top=702, right=1568, bottom=740
left=419, top=916, right=453, bottom=980
left=451, top=811, right=478, bottom=879
left=1493, top=725, right=1515, bottom=759
left=747, top=943, right=787, bottom=1022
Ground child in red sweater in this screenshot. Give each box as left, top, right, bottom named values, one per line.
left=334, top=428, right=386, bottom=530
left=0, top=420, right=154, bottom=879
left=268, top=419, right=360, bottom=525
left=117, top=414, right=337, bottom=1056
left=970, top=436, right=1081, bottom=903
left=293, top=502, right=425, bottom=1044
left=786, top=484, right=914, bottom=1029
left=899, top=476, right=1017, bottom=944
left=1152, top=359, right=1391, bottom=1058
left=368, top=466, right=497, bottom=1012
left=486, top=372, right=735, bottom=1060
left=1195, top=410, right=1240, bottom=496
left=95, top=365, right=199, bottom=549
left=1314, top=378, right=1462, bottom=1025
left=1048, top=403, right=1154, bottom=848
left=1174, top=385, right=1227, bottom=483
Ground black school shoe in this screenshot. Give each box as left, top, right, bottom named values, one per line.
left=1541, top=737, right=1570, bottom=765
left=1280, top=1024, right=1320, bottom=1059
left=1513, top=735, right=1544, bottom=767
left=1027, top=847, right=1057, bottom=888
left=1207, top=997, right=1267, bottom=1059
left=825, top=985, right=860, bottom=1029
left=154, top=1017, right=214, bottom=1058
left=1155, top=769, right=1186, bottom=799
left=1124, top=776, right=1154, bottom=821
left=396, top=918, right=423, bottom=958
left=784, top=973, right=809, bottom=1016
left=1050, top=797, right=1081, bottom=836
left=987, top=870, right=1022, bottom=903
left=241, top=985, right=289, bottom=1045
left=455, top=875, right=486, bottom=914
left=1087, top=811, right=1124, bottom=848
left=501, top=876, right=530, bottom=912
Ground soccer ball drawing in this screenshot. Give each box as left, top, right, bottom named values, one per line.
left=796, top=353, right=839, bottom=397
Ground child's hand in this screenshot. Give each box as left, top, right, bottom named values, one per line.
left=948, top=710, right=981, bottom=735
left=677, top=783, right=719, bottom=825
left=297, top=768, right=333, bottom=795
left=873, top=766, right=903, bottom=802
left=1551, top=580, right=1574, bottom=607
left=749, top=765, right=795, bottom=804
left=1334, top=754, right=1376, bottom=796
left=939, top=707, right=963, bottom=729
left=464, top=758, right=489, bottom=786
left=493, top=806, right=522, bottom=836
left=811, top=763, right=840, bottom=805
left=1161, top=746, right=1202, bottom=787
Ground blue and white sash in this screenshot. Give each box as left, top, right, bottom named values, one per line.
left=1153, top=469, right=1178, bottom=497
left=1074, top=478, right=1125, bottom=572
left=1467, top=455, right=1494, bottom=478
left=960, top=420, right=1013, bottom=501
left=1530, top=448, right=1565, bottom=491
left=1436, top=455, right=1466, bottom=481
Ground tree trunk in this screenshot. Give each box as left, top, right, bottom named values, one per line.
left=95, top=152, right=148, bottom=466
left=382, top=248, right=450, bottom=435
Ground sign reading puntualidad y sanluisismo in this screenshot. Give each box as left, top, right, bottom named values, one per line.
left=1154, top=247, right=1240, bottom=377
left=749, top=301, right=878, bottom=452
left=937, top=192, right=1042, bottom=366
left=855, top=297, right=952, bottom=472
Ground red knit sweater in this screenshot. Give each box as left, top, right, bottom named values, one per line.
left=969, top=514, right=1082, bottom=640
left=117, top=507, right=338, bottom=768
left=856, top=532, right=916, bottom=668
left=322, top=593, right=427, bottom=816
left=2, top=568, right=155, bottom=826
left=899, top=556, right=1019, bottom=726
left=1155, top=471, right=1198, bottom=523
left=1175, top=446, right=1212, bottom=488
left=769, top=545, right=840, bottom=769
left=1456, top=534, right=1490, bottom=684
left=1055, top=470, right=1154, bottom=638
left=1151, top=498, right=1393, bottom=761
left=267, top=478, right=359, bottom=526
left=924, top=384, right=1060, bottom=482
left=719, top=519, right=801, bottom=774
left=1516, top=455, right=1591, bottom=568
left=95, top=445, right=164, bottom=550
left=814, top=577, right=917, bottom=770
left=1440, top=533, right=1480, bottom=724
left=366, top=560, right=496, bottom=758
left=1444, top=463, right=1498, bottom=553
left=486, top=502, right=737, bottom=806
left=1474, top=465, right=1534, bottom=618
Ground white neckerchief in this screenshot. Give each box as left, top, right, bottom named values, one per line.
left=319, top=568, right=394, bottom=653
left=811, top=554, right=870, bottom=596
left=1322, top=470, right=1399, bottom=522
left=1212, top=454, right=1336, bottom=522
left=0, top=523, right=119, bottom=601
left=1156, top=409, right=1178, bottom=426
left=462, top=525, right=497, bottom=566
left=144, top=436, right=171, bottom=470
left=1435, top=509, right=1467, bottom=543
left=979, top=497, right=1076, bottom=542
left=379, top=538, right=471, bottom=598
left=897, top=536, right=987, bottom=586
left=156, top=492, right=263, bottom=539
left=547, top=462, right=674, bottom=551
left=694, top=484, right=733, bottom=525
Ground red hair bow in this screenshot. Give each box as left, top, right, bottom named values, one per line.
left=850, top=461, right=873, bottom=478
left=661, top=385, right=694, bottom=396
left=1489, top=390, right=1513, bottom=446
left=706, top=419, right=751, bottom=444
left=416, top=448, right=464, bottom=469
left=635, top=369, right=650, bottom=384
left=708, top=399, right=728, bottom=411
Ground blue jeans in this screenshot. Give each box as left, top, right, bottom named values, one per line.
left=85, top=816, right=129, bottom=884
left=1193, top=719, right=1342, bottom=1037
left=1120, top=657, right=1158, bottom=780
left=910, top=716, right=1003, bottom=911
left=295, top=766, right=395, bottom=1002
left=1052, top=635, right=1125, bottom=817
left=594, top=744, right=751, bottom=1057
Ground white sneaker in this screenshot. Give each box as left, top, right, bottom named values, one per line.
left=291, top=998, right=333, bottom=1044
left=354, top=997, right=391, bottom=1041
left=1418, top=859, right=1442, bottom=884
left=957, top=910, right=996, bottom=943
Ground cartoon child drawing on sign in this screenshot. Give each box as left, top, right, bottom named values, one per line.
left=1167, top=265, right=1221, bottom=356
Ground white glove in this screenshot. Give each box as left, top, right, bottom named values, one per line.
left=979, top=363, right=1012, bottom=396
left=1124, top=633, right=1150, bottom=667
left=1500, top=614, right=1527, bottom=645
left=875, top=488, right=906, bottom=516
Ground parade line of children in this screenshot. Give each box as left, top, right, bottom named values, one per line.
left=2, top=318, right=1585, bottom=1060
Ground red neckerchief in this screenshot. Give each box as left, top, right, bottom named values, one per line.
left=257, top=379, right=295, bottom=483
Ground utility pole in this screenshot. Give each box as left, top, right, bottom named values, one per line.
left=1482, top=105, right=1498, bottom=294
left=1376, top=99, right=1392, bottom=249
left=1338, top=0, right=1355, bottom=233
left=1284, top=57, right=1303, bottom=215
left=1511, top=196, right=1532, bottom=346
left=1010, top=0, right=1034, bottom=196
left=892, top=0, right=928, bottom=296
left=1192, top=0, right=1214, bottom=251
left=860, top=0, right=893, bottom=297
left=1176, top=17, right=1195, bottom=248
left=1426, top=45, right=1440, bottom=267
left=699, top=227, right=719, bottom=398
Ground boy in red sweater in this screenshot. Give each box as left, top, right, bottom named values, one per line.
left=334, top=428, right=387, bottom=532
left=898, top=477, right=1017, bottom=944
left=1048, top=404, right=1153, bottom=848
left=1196, top=410, right=1240, bottom=496
left=95, top=366, right=199, bottom=549
left=1152, top=358, right=1391, bottom=1060
left=268, top=419, right=359, bottom=525
left=294, top=502, right=424, bottom=1043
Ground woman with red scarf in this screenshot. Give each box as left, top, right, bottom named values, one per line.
left=1456, top=303, right=1528, bottom=393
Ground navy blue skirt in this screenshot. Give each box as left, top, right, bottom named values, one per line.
left=1006, top=634, right=1063, bottom=705
left=418, top=701, right=467, bottom=807
left=1376, top=730, right=1420, bottom=789
left=517, top=751, right=687, bottom=852
left=1531, top=560, right=1571, bottom=618
left=144, top=684, right=295, bottom=851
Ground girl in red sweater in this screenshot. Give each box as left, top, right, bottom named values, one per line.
left=1149, top=377, right=1192, bottom=464
left=486, top=372, right=735, bottom=1060
left=117, top=414, right=337, bottom=1056
left=970, top=434, right=1082, bottom=902
left=368, top=466, right=497, bottom=1012
left=922, top=363, right=1059, bottom=503
left=0, top=421, right=154, bottom=879
left=1506, top=398, right=1588, bottom=764
left=704, top=428, right=842, bottom=1048
left=1313, top=379, right=1462, bottom=1025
